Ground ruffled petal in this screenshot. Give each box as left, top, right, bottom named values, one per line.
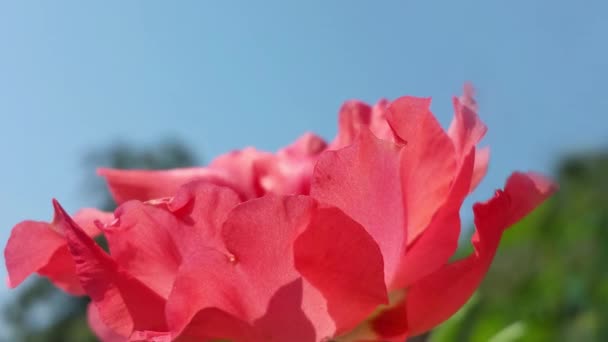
left=386, top=96, right=458, bottom=244
left=97, top=167, right=241, bottom=205
left=99, top=139, right=330, bottom=206
left=279, top=132, right=327, bottom=158
left=4, top=208, right=112, bottom=295
left=207, top=147, right=271, bottom=198
left=255, top=133, right=327, bottom=195
left=330, top=100, right=373, bottom=150
left=330, top=99, right=394, bottom=150
left=101, top=201, right=182, bottom=298
left=392, top=150, right=475, bottom=288
left=369, top=99, right=393, bottom=142
left=53, top=200, right=168, bottom=337
left=371, top=172, right=556, bottom=338
left=447, top=84, right=489, bottom=193
left=447, top=84, right=487, bottom=157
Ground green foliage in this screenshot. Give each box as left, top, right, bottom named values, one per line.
left=431, top=150, right=608, bottom=341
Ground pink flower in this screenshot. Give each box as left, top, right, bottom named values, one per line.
left=97, top=93, right=389, bottom=205
left=4, top=86, right=556, bottom=341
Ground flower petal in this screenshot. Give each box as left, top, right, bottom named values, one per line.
left=252, top=279, right=317, bottom=342
left=392, top=150, right=475, bottom=288
left=255, top=133, right=327, bottom=196
left=166, top=194, right=324, bottom=340
left=176, top=308, right=257, bottom=342
left=330, top=100, right=373, bottom=149
left=294, top=206, right=388, bottom=335
left=447, top=84, right=487, bottom=157
left=447, top=84, right=489, bottom=193
left=311, top=130, right=405, bottom=288
left=87, top=303, right=128, bottom=342
left=372, top=172, right=556, bottom=337
left=386, top=96, right=458, bottom=244
left=471, top=147, right=490, bottom=192
left=5, top=221, right=66, bottom=289
left=101, top=201, right=182, bottom=298
left=330, top=99, right=394, bottom=150
left=53, top=200, right=168, bottom=337
left=169, top=191, right=385, bottom=341
left=4, top=208, right=112, bottom=295
left=97, top=167, right=240, bottom=205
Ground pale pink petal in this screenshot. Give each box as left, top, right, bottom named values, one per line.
left=255, top=133, right=327, bottom=196
left=87, top=303, right=128, bottom=342
left=471, top=146, right=490, bottom=192
left=97, top=167, right=240, bottom=204
left=447, top=84, right=487, bottom=156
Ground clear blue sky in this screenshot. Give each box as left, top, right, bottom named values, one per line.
left=1, top=0, right=607, bottom=303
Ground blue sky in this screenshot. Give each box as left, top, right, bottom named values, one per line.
left=0, top=0, right=607, bottom=304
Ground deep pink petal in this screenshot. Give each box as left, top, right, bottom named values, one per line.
left=392, top=150, right=475, bottom=288
left=102, top=201, right=182, bottom=298
left=372, top=172, right=556, bottom=337
left=176, top=308, right=257, bottom=342
left=166, top=180, right=242, bottom=252
left=168, top=191, right=383, bottom=341
left=294, top=206, right=387, bottom=335
left=253, top=279, right=317, bottom=342
left=37, top=246, right=86, bottom=294
left=311, top=130, right=405, bottom=288
left=4, top=208, right=111, bottom=295
left=166, top=195, right=319, bottom=339
left=53, top=200, right=168, bottom=337
left=88, top=181, right=241, bottom=336
left=387, top=96, right=458, bottom=244
left=5, top=221, right=66, bottom=289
